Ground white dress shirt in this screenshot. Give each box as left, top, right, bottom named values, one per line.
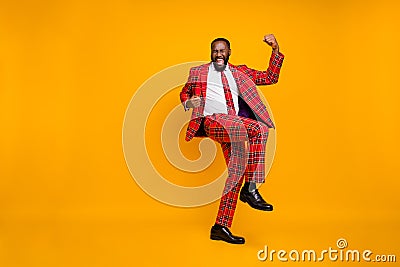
left=203, top=63, right=239, bottom=116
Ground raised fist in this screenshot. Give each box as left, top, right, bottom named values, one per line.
left=263, top=34, right=279, bottom=52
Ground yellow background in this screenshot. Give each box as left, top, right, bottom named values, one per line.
left=1, top=0, right=399, bottom=266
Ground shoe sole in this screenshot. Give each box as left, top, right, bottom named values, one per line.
left=210, top=235, right=245, bottom=244
left=239, top=194, right=273, bottom=211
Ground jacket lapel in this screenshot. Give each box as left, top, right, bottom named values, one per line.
left=191, top=63, right=210, bottom=119
left=230, top=63, right=250, bottom=98
left=199, top=63, right=210, bottom=98
left=229, top=64, right=273, bottom=127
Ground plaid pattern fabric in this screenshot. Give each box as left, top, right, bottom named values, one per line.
left=220, top=71, right=236, bottom=115
left=180, top=52, right=284, bottom=228
left=216, top=142, right=243, bottom=227
left=180, top=52, right=284, bottom=141
left=203, top=114, right=269, bottom=227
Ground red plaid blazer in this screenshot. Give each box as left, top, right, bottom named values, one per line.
left=180, top=52, right=284, bottom=141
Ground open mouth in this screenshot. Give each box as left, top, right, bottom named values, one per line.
left=215, top=58, right=224, bottom=65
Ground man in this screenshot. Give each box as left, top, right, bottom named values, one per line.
left=180, top=34, right=284, bottom=244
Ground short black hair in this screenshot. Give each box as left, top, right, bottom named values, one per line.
left=211, top=37, right=231, bottom=49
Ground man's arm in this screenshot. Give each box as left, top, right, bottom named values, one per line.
left=236, top=34, right=284, bottom=85
left=180, top=68, right=201, bottom=110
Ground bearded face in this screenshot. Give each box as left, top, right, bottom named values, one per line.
left=210, top=41, right=231, bottom=71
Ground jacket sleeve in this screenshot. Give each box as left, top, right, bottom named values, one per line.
left=180, top=68, right=195, bottom=110
left=236, top=52, right=285, bottom=85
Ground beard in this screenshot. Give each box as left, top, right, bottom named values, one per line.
left=211, top=54, right=230, bottom=72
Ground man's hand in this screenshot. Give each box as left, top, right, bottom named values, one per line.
left=263, top=34, right=279, bottom=53
left=186, top=96, right=201, bottom=108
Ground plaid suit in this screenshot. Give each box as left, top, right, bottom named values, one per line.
left=180, top=52, right=284, bottom=227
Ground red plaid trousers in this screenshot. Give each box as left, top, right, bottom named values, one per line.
left=203, top=114, right=269, bottom=227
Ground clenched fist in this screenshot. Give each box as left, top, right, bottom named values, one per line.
left=263, top=34, right=279, bottom=53
left=186, top=96, right=201, bottom=108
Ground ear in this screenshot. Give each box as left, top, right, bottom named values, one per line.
left=228, top=49, right=231, bottom=56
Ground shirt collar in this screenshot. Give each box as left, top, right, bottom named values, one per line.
left=210, top=62, right=230, bottom=72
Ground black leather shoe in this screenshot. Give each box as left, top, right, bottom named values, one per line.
left=240, top=188, right=273, bottom=211
left=210, top=224, right=245, bottom=244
